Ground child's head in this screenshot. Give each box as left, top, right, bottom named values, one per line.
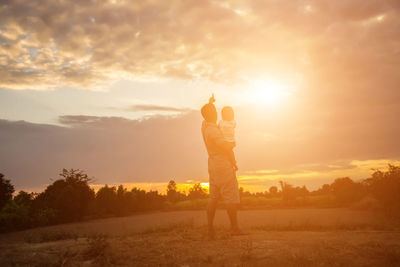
left=221, top=106, right=234, bottom=121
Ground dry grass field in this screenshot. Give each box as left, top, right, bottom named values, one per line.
left=1, top=209, right=400, bottom=266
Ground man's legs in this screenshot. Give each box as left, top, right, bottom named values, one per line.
left=207, top=198, right=218, bottom=238
left=226, top=203, right=239, bottom=231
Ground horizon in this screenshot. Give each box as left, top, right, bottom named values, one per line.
left=5, top=159, right=400, bottom=194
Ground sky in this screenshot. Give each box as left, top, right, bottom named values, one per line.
left=1, top=0, right=400, bottom=193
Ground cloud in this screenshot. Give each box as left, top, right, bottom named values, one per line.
left=0, top=0, right=399, bottom=97
left=0, top=112, right=207, bottom=190
left=243, top=161, right=357, bottom=177
left=58, top=115, right=133, bottom=127
left=1, top=103, right=399, bottom=191
left=126, top=104, right=192, bottom=112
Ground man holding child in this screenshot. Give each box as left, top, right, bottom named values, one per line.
left=201, top=94, right=244, bottom=239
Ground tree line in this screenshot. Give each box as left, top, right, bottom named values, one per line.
left=1, top=165, right=399, bottom=232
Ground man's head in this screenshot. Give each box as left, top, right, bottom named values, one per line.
left=221, top=106, right=234, bottom=121
left=201, top=103, right=217, bottom=123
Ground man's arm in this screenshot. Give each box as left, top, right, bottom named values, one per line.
left=209, top=127, right=235, bottom=151
left=227, top=149, right=238, bottom=171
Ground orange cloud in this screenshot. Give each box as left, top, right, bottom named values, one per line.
left=0, top=0, right=399, bottom=94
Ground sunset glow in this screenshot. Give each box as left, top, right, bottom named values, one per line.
left=246, top=78, right=292, bottom=107
left=1, top=2, right=400, bottom=265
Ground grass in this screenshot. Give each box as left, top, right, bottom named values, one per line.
left=167, top=196, right=337, bottom=210
left=165, top=195, right=338, bottom=211
left=83, top=234, right=112, bottom=266
left=240, top=195, right=339, bottom=209
left=1, top=209, right=400, bottom=266
left=169, top=199, right=208, bottom=210
left=24, top=231, right=79, bottom=243
left=252, top=221, right=397, bottom=232
left=138, top=219, right=194, bottom=234
left=2, top=225, right=400, bottom=266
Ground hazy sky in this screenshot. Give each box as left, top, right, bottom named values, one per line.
left=1, top=0, right=399, bottom=192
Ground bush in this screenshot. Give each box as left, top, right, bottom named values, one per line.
left=0, top=201, right=31, bottom=232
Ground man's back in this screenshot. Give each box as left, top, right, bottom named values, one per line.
left=202, top=121, right=220, bottom=157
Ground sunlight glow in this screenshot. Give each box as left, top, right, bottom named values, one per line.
left=376, top=15, right=385, bottom=22
left=200, top=182, right=210, bottom=189
left=246, top=78, right=291, bottom=106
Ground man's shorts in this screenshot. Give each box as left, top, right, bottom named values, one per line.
left=208, top=156, right=240, bottom=204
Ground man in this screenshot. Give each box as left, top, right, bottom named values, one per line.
left=201, top=95, right=244, bottom=239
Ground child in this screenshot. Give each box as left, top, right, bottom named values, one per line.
left=219, top=106, right=238, bottom=171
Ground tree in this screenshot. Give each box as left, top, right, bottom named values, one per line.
left=0, top=173, right=14, bottom=210
left=367, top=164, right=400, bottom=215
left=299, top=186, right=309, bottom=203
left=115, top=185, right=129, bottom=215
left=167, top=180, right=177, bottom=192
left=35, top=169, right=95, bottom=223
left=14, top=191, right=34, bottom=207
left=95, top=185, right=118, bottom=215
left=129, top=187, right=147, bottom=211
left=269, top=186, right=278, bottom=197
left=279, top=181, right=309, bottom=205
left=144, top=190, right=165, bottom=210
left=331, top=177, right=361, bottom=206
left=167, top=180, right=178, bottom=202
left=321, top=184, right=331, bottom=194
left=188, top=183, right=208, bottom=200
left=167, top=180, right=185, bottom=203
left=1, top=191, right=35, bottom=231
left=279, top=181, right=295, bottom=205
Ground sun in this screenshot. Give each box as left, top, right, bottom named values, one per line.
left=200, top=182, right=209, bottom=190
left=246, top=78, right=291, bottom=106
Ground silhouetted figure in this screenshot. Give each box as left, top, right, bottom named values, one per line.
left=201, top=94, right=244, bottom=239
left=219, top=106, right=238, bottom=171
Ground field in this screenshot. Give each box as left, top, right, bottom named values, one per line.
left=1, top=209, right=400, bottom=266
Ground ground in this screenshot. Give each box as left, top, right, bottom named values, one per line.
left=0, top=209, right=399, bottom=266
